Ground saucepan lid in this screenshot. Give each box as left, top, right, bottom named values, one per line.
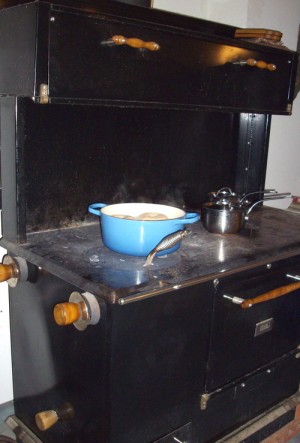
left=207, top=187, right=279, bottom=210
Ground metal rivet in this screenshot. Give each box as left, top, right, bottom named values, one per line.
left=50, top=16, right=55, bottom=22
left=266, top=263, right=272, bottom=269
left=213, top=278, right=219, bottom=287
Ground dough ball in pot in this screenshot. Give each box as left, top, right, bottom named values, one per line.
left=113, top=214, right=135, bottom=220
left=136, top=212, right=168, bottom=220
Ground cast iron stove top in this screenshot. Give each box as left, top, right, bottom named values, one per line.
left=1, top=206, right=300, bottom=303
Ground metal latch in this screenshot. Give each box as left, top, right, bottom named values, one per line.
left=200, top=393, right=211, bottom=411
left=39, top=84, right=49, bottom=104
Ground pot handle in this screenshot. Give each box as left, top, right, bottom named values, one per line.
left=88, top=203, right=107, bottom=217
left=246, top=192, right=291, bottom=215
left=177, top=212, right=200, bottom=224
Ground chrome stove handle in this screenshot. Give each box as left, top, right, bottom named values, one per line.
left=223, top=294, right=245, bottom=305
left=287, top=274, right=300, bottom=281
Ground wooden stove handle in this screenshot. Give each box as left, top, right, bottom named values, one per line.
left=241, top=281, right=300, bottom=308
left=111, top=35, right=160, bottom=51
left=245, top=58, right=277, bottom=71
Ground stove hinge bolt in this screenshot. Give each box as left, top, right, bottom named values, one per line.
left=38, top=83, right=49, bottom=104
left=0, top=254, right=38, bottom=287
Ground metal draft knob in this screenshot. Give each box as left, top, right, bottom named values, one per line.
left=53, top=292, right=101, bottom=331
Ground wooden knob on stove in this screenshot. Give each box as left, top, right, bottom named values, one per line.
left=0, top=263, right=17, bottom=282
left=35, top=410, right=58, bottom=431
left=246, top=58, right=277, bottom=71
left=53, top=302, right=81, bottom=326
left=111, top=35, right=160, bottom=51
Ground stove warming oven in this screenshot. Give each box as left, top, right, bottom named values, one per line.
left=0, top=1, right=299, bottom=442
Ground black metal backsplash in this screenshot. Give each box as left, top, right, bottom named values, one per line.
left=7, top=98, right=269, bottom=237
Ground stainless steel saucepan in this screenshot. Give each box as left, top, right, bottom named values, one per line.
left=202, top=188, right=291, bottom=234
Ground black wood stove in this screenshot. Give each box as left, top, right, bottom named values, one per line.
left=0, top=1, right=300, bottom=442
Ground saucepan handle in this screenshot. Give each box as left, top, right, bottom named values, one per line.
left=246, top=192, right=291, bottom=215
left=88, top=203, right=107, bottom=216
left=177, top=212, right=200, bottom=224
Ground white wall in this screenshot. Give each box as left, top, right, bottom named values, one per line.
left=154, top=0, right=300, bottom=209
left=0, top=212, right=13, bottom=404
left=247, top=0, right=300, bottom=208
left=0, top=254, right=12, bottom=404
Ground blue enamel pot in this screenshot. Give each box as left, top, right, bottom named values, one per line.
left=88, top=202, right=200, bottom=257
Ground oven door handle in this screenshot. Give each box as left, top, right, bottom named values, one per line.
left=224, top=281, right=300, bottom=308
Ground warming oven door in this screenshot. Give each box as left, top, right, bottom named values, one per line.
left=206, top=254, right=300, bottom=392
left=47, top=6, right=296, bottom=113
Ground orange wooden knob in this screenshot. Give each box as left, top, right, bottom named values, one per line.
left=246, top=58, right=277, bottom=71
left=246, top=58, right=257, bottom=67
left=0, top=263, right=16, bottom=282
left=53, top=302, right=81, bottom=326
left=35, top=410, right=58, bottom=431
left=111, top=35, right=160, bottom=51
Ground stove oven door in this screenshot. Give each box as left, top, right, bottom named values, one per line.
left=206, top=254, right=300, bottom=392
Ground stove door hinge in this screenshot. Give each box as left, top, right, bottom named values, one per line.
left=36, top=83, right=49, bottom=104
left=200, top=393, right=211, bottom=411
